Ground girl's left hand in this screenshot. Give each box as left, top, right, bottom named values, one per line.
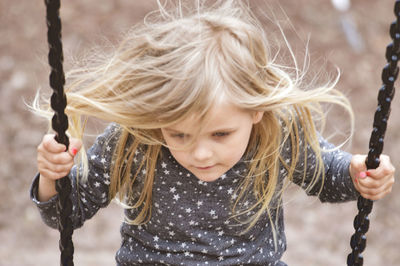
left=350, top=154, right=395, bottom=200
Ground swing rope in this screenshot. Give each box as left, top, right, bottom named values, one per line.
left=347, top=1, right=399, bottom=265
left=44, top=0, right=74, bottom=265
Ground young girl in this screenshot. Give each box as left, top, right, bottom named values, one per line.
left=31, top=1, right=395, bottom=265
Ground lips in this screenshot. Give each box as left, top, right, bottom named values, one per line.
left=195, top=165, right=214, bottom=170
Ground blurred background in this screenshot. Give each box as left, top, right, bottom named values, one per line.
left=0, top=0, right=399, bottom=265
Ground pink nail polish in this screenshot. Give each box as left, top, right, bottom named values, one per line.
left=359, top=172, right=367, bottom=179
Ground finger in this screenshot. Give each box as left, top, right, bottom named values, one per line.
left=37, top=147, right=74, bottom=177
left=38, top=135, right=75, bottom=164
left=68, top=138, right=83, bottom=156
left=39, top=167, right=71, bottom=180
left=349, top=154, right=367, bottom=180
left=38, top=147, right=74, bottom=165
left=38, top=155, right=74, bottom=174
left=41, top=134, right=67, bottom=153
left=366, top=155, right=395, bottom=180
left=357, top=175, right=394, bottom=196
left=38, top=157, right=73, bottom=179
left=360, top=186, right=393, bottom=201
left=358, top=173, right=393, bottom=190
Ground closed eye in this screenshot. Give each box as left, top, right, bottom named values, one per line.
left=212, top=132, right=231, bottom=137
left=171, top=133, right=186, bottom=138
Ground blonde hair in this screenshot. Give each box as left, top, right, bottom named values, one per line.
left=34, top=0, right=353, bottom=235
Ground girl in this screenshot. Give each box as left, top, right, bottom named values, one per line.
left=31, top=1, right=395, bottom=265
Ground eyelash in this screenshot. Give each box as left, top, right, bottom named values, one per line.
left=171, top=132, right=230, bottom=139
left=212, top=132, right=230, bottom=137
left=171, top=133, right=185, bottom=139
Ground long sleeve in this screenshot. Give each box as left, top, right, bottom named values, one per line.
left=30, top=123, right=121, bottom=229
left=284, top=130, right=360, bottom=202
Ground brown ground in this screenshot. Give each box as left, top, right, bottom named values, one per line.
left=1, top=0, right=399, bottom=265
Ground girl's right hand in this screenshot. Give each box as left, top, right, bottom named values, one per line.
left=36, top=134, right=82, bottom=201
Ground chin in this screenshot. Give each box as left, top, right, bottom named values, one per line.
left=191, top=171, right=223, bottom=182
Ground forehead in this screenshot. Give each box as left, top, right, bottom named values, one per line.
left=166, top=102, right=252, bottom=133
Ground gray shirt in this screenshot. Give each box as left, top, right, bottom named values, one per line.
left=30, top=123, right=359, bottom=265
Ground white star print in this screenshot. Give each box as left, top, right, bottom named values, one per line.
left=173, top=194, right=180, bottom=201
left=32, top=123, right=358, bottom=265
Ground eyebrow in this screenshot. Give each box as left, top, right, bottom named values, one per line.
left=163, top=128, right=182, bottom=133
left=164, top=127, right=237, bottom=134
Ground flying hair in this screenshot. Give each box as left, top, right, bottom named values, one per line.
left=32, top=0, right=354, bottom=242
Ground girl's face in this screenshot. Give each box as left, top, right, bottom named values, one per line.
left=161, top=102, right=263, bottom=182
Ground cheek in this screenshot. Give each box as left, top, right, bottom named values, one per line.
left=223, top=129, right=253, bottom=162
left=223, top=147, right=245, bottom=166
left=161, top=133, right=187, bottom=165
left=168, top=148, right=188, bottom=165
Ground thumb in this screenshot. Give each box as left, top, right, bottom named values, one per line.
left=68, top=138, right=83, bottom=156
left=350, top=154, right=367, bottom=179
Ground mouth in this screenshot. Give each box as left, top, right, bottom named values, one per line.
left=195, top=165, right=215, bottom=170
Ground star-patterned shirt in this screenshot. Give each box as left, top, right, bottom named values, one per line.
left=30, top=123, right=359, bottom=265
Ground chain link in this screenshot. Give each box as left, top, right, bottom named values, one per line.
left=347, top=1, right=399, bottom=265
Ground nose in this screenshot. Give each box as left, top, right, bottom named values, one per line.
left=191, top=140, right=213, bottom=162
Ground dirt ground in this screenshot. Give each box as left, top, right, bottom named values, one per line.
left=1, top=0, right=399, bottom=265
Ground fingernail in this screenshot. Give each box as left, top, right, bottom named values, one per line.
left=355, top=177, right=358, bottom=184
left=71, top=148, right=78, bottom=156
left=366, top=171, right=371, bottom=176
left=359, top=172, right=367, bottom=179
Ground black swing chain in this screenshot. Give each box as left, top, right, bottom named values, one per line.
left=44, top=0, right=74, bottom=265
left=347, top=1, right=399, bottom=265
